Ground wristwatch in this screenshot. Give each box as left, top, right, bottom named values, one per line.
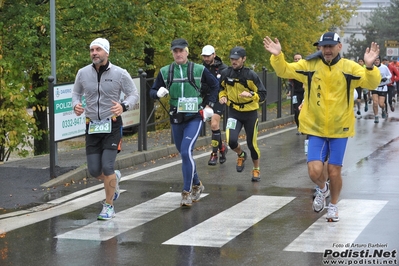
left=121, top=102, right=129, bottom=112
left=250, top=91, right=255, bottom=97
left=208, top=102, right=215, bottom=108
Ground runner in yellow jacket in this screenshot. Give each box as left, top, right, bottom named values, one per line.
left=263, top=32, right=381, bottom=222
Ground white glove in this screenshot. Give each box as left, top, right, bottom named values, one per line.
left=203, top=107, right=214, bottom=122
left=157, top=87, right=169, bottom=98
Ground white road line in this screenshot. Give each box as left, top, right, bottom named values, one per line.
left=96, top=127, right=296, bottom=183
left=0, top=126, right=295, bottom=216
left=284, top=199, right=388, bottom=253
left=0, top=190, right=106, bottom=234
left=121, top=127, right=296, bottom=181
left=162, top=195, right=295, bottom=248
left=0, top=127, right=295, bottom=226
left=56, top=192, right=208, bottom=241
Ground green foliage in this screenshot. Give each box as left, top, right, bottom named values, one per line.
left=0, top=0, right=359, bottom=160
left=0, top=81, right=38, bottom=161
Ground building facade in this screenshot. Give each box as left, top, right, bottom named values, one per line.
left=340, top=0, right=391, bottom=55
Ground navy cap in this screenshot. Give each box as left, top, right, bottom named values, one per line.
left=229, top=46, right=246, bottom=59
left=318, top=32, right=341, bottom=46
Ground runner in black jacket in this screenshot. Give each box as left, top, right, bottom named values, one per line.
left=201, top=45, right=229, bottom=165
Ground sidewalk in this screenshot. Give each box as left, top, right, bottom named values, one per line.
left=0, top=106, right=294, bottom=211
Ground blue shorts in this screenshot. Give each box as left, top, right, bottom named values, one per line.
left=307, top=136, right=348, bottom=166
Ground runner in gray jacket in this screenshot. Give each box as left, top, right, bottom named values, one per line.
left=72, top=38, right=139, bottom=220
left=72, top=63, right=138, bottom=120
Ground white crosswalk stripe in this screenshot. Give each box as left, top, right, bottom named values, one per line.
left=284, top=199, right=388, bottom=253
left=56, top=192, right=208, bottom=241
left=163, top=195, right=295, bottom=247
left=0, top=190, right=106, bottom=234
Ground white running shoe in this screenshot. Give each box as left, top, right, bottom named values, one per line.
left=191, top=181, right=204, bottom=202
left=98, top=202, right=115, bottom=220
left=181, top=191, right=192, bottom=207
left=113, top=170, right=122, bottom=201
left=326, top=203, right=339, bottom=222
left=312, top=183, right=330, bottom=213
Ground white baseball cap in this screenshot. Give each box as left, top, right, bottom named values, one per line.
left=201, top=45, right=215, bottom=56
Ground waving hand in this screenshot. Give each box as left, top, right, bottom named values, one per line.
left=363, top=42, right=380, bottom=68
left=263, top=36, right=282, bottom=56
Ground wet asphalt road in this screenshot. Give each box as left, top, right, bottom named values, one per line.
left=0, top=112, right=398, bottom=266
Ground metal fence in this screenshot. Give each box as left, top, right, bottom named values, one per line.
left=135, top=67, right=292, bottom=151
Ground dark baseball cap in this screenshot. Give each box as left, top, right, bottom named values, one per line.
left=229, top=46, right=246, bottom=59
left=170, top=38, right=188, bottom=50
left=318, top=32, right=341, bottom=46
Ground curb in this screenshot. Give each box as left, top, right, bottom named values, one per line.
left=41, top=115, right=294, bottom=188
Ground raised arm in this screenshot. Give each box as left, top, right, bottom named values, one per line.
left=363, top=42, right=380, bottom=68
left=263, top=36, right=282, bottom=56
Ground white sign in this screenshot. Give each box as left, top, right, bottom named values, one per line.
left=53, top=83, right=86, bottom=141
left=386, top=48, right=398, bottom=57
left=53, top=78, right=140, bottom=142
left=120, top=78, right=141, bottom=128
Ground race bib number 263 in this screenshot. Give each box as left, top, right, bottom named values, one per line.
left=88, top=119, right=112, bottom=134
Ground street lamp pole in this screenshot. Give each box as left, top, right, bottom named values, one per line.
left=49, top=0, right=58, bottom=170
left=50, top=0, right=56, bottom=83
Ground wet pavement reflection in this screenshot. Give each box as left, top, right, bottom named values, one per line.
left=0, top=116, right=399, bottom=266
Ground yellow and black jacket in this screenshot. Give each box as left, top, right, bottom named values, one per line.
left=271, top=52, right=381, bottom=138
left=219, top=66, right=267, bottom=112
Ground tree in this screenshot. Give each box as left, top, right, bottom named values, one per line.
left=247, top=0, right=360, bottom=67
left=0, top=1, right=45, bottom=161
left=0, top=0, right=360, bottom=161
left=1, top=0, right=148, bottom=158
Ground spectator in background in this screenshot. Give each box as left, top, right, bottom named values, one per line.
left=391, top=57, right=399, bottom=97
left=372, top=56, right=392, bottom=123
left=382, top=57, right=389, bottom=66
left=357, top=58, right=370, bottom=113
left=201, top=45, right=229, bottom=166
left=387, top=57, right=399, bottom=111
left=290, top=53, right=305, bottom=134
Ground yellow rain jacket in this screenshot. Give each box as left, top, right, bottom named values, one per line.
left=219, top=67, right=267, bottom=112
left=271, top=52, right=381, bottom=138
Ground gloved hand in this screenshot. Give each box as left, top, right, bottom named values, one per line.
left=157, top=87, right=169, bottom=98
left=381, top=77, right=388, bottom=83
left=202, top=107, right=214, bottom=122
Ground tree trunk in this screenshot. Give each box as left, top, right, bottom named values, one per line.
left=144, top=44, right=155, bottom=132
left=32, top=74, right=49, bottom=156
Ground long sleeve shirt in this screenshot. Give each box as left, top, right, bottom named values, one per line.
left=270, top=52, right=380, bottom=138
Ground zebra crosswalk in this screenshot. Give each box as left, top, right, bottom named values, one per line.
left=48, top=193, right=388, bottom=252
left=0, top=174, right=391, bottom=257
left=2, top=120, right=399, bottom=265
